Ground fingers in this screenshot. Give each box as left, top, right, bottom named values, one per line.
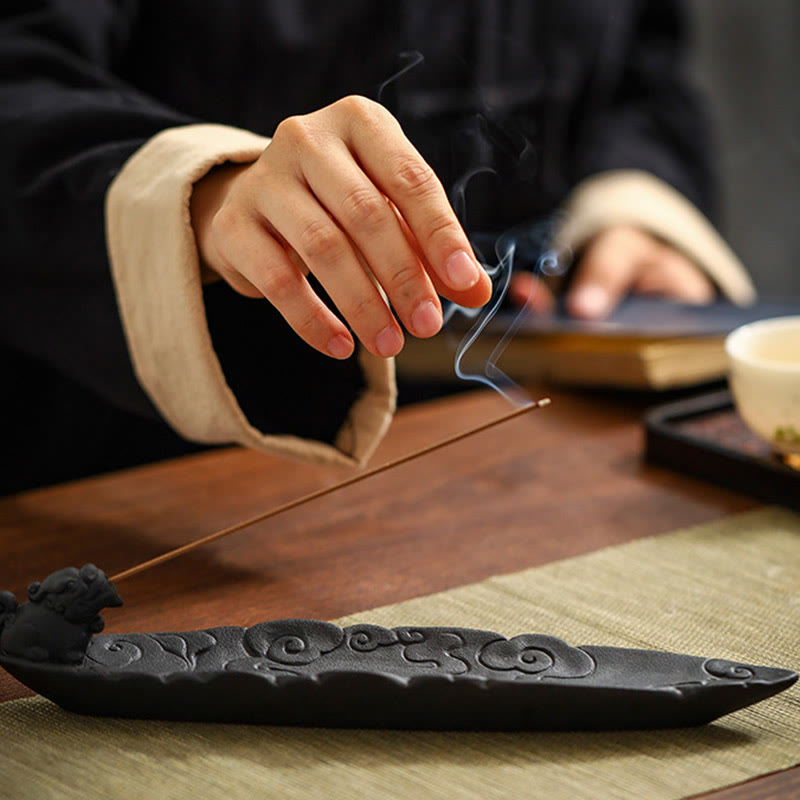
left=389, top=203, right=490, bottom=309
left=338, top=97, right=492, bottom=308
left=259, top=96, right=490, bottom=356
left=255, top=178, right=407, bottom=358
left=633, top=246, right=715, bottom=303
left=509, top=272, right=556, bottom=313
left=565, top=227, right=642, bottom=319
left=210, top=206, right=357, bottom=359
left=566, top=226, right=714, bottom=319
left=196, top=103, right=717, bottom=362
left=299, top=137, right=443, bottom=341
left=194, top=95, right=493, bottom=360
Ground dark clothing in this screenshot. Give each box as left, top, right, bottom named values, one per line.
left=0, top=1, right=712, bottom=493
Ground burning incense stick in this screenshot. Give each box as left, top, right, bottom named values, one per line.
left=111, top=398, right=550, bottom=582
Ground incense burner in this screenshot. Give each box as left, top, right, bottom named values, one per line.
left=1, top=566, right=796, bottom=730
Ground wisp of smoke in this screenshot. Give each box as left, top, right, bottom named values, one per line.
left=444, top=236, right=522, bottom=405
left=376, top=51, right=425, bottom=103
left=373, top=54, right=570, bottom=406
left=445, top=154, right=568, bottom=406
left=444, top=229, right=565, bottom=408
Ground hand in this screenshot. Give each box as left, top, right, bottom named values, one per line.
left=509, top=225, right=715, bottom=319
left=191, top=95, right=492, bottom=359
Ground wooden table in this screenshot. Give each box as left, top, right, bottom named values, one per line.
left=1, top=387, right=795, bottom=799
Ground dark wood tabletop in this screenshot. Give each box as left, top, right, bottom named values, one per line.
left=1, top=386, right=796, bottom=799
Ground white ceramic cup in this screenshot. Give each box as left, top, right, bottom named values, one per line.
left=725, top=316, right=800, bottom=454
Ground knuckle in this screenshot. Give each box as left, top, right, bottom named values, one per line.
left=424, top=211, right=460, bottom=247
left=386, top=260, right=421, bottom=299
left=274, top=115, right=302, bottom=139
left=260, top=265, right=300, bottom=305
left=338, top=94, right=380, bottom=121
left=388, top=154, right=437, bottom=198
left=298, top=219, right=345, bottom=262
left=341, top=187, right=389, bottom=233
left=274, top=114, right=317, bottom=148
left=296, top=304, right=332, bottom=339
left=347, top=293, right=380, bottom=329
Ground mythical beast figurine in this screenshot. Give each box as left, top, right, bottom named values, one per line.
left=0, top=564, right=122, bottom=664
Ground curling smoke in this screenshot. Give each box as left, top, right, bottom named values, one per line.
left=445, top=236, right=523, bottom=405
left=445, top=168, right=570, bottom=406
left=374, top=52, right=571, bottom=404
left=376, top=51, right=425, bottom=104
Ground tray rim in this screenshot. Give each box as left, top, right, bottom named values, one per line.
left=644, top=389, right=800, bottom=510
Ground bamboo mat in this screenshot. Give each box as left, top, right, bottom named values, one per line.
left=1, top=507, right=798, bottom=800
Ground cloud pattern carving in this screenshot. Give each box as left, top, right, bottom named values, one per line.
left=244, top=619, right=344, bottom=665
left=87, top=624, right=599, bottom=680
left=478, top=634, right=595, bottom=677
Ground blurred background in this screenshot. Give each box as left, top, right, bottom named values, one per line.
left=689, top=0, right=800, bottom=295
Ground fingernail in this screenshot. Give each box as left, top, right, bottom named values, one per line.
left=444, top=250, right=481, bottom=290
left=571, top=285, right=611, bottom=319
left=376, top=325, right=404, bottom=357
left=411, top=300, right=442, bottom=337
left=327, top=334, right=354, bottom=359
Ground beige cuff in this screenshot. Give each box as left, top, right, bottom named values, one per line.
left=105, top=123, right=396, bottom=466
left=553, top=170, right=757, bottom=305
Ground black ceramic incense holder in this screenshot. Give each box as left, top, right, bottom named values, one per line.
left=1, top=565, right=796, bottom=730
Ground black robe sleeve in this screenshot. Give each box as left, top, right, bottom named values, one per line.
left=566, top=0, right=716, bottom=219
left=0, top=1, right=193, bottom=418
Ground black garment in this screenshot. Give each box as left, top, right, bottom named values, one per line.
left=0, top=0, right=713, bottom=493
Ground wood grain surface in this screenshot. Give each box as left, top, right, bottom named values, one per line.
left=2, top=386, right=794, bottom=799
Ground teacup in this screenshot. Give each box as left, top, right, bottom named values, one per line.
left=725, top=316, right=800, bottom=454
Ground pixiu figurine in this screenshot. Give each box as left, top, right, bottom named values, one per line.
left=0, top=564, right=122, bottom=664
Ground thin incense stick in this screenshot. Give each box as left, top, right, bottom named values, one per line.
left=111, top=398, right=550, bottom=582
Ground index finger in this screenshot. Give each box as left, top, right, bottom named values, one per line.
left=343, top=101, right=492, bottom=307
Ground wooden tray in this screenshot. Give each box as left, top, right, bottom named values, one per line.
left=644, top=389, right=800, bottom=511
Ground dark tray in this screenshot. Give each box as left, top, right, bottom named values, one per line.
left=644, top=389, right=800, bottom=511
